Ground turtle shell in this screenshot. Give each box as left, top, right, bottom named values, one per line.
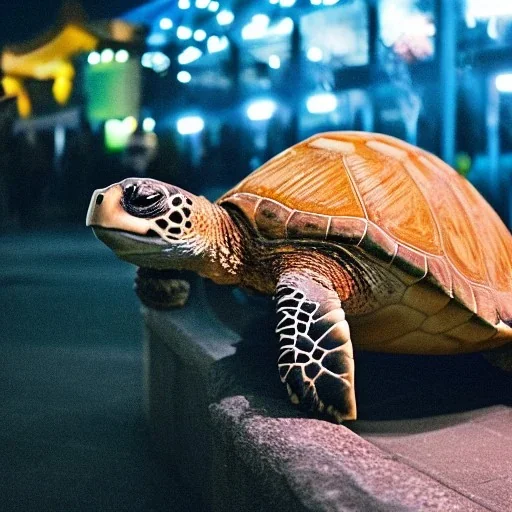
left=218, top=132, right=512, bottom=352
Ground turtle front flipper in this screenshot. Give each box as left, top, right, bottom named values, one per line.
left=135, top=268, right=190, bottom=309
left=275, top=270, right=356, bottom=422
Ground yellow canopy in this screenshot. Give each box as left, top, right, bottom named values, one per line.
left=1, top=24, right=98, bottom=80
left=1, top=23, right=99, bottom=117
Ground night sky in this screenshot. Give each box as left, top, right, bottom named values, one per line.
left=0, top=0, right=148, bottom=47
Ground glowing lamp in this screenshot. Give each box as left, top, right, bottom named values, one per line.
left=496, top=74, right=512, bottom=93
left=268, top=55, right=281, bottom=69
left=177, top=70, right=192, bottom=83
left=101, top=48, right=114, bottom=63
left=178, top=47, right=203, bottom=65
left=115, top=50, right=130, bottom=63
left=177, top=26, right=193, bottom=40
left=207, top=36, right=229, bottom=53
left=217, top=10, right=235, bottom=25
left=194, top=29, right=207, bottom=42
left=159, top=17, right=173, bottom=30
left=123, top=116, right=138, bottom=134
left=143, top=117, right=156, bottom=132
left=306, top=92, right=337, bottom=114
left=88, top=52, right=101, bottom=65
left=246, top=99, right=277, bottom=121
left=105, top=119, right=129, bottom=151
left=307, top=47, right=323, bottom=62
left=177, top=116, right=205, bottom=135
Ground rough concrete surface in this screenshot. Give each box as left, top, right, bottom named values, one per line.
left=143, top=278, right=511, bottom=512
left=210, top=396, right=487, bottom=512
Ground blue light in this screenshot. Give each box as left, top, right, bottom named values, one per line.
left=467, top=0, right=512, bottom=18
left=159, top=17, right=173, bottom=30
left=268, top=54, right=281, bottom=69
left=177, top=70, right=192, bottom=83
left=177, top=26, right=193, bottom=40
left=307, top=47, right=323, bottom=62
left=195, top=0, right=210, bottom=8
left=246, top=99, right=277, bottom=121
left=207, top=35, right=229, bottom=53
left=178, top=46, right=203, bottom=65
left=241, top=14, right=270, bottom=40
left=194, top=29, right=207, bottom=42
left=487, top=18, right=499, bottom=39
left=275, top=17, right=294, bottom=35
left=141, top=51, right=170, bottom=72
left=178, top=0, right=191, bottom=9
left=306, top=92, right=337, bottom=114
left=216, top=10, right=235, bottom=25
left=147, top=33, right=167, bottom=46
left=177, top=116, right=205, bottom=135
left=496, top=74, right=512, bottom=93
left=208, top=1, right=219, bottom=11
left=279, top=0, right=296, bottom=6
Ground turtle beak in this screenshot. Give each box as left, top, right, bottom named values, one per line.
left=86, top=182, right=151, bottom=235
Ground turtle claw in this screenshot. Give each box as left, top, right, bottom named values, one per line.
left=332, top=410, right=346, bottom=424
left=286, top=383, right=347, bottom=423
left=286, top=384, right=300, bottom=405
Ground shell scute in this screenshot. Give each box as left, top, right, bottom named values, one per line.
left=451, top=271, right=476, bottom=313
left=254, top=198, right=291, bottom=239
left=359, top=223, right=397, bottom=264
left=327, top=217, right=366, bottom=245
left=472, top=286, right=499, bottom=325
left=389, top=244, right=427, bottom=285
left=426, top=256, right=453, bottom=297
left=287, top=211, right=329, bottom=240
left=422, top=300, right=474, bottom=334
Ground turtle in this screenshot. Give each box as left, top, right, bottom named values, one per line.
left=86, top=131, right=512, bottom=422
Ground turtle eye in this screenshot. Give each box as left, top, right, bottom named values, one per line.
left=122, top=182, right=167, bottom=218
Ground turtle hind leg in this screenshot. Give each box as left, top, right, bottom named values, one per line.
left=275, top=271, right=357, bottom=422
left=483, top=344, right=512, bottom=373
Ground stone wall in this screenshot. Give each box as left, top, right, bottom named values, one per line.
left=141, top=280, right=489, bottom=511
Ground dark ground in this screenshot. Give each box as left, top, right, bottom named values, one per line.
left=0, top=227, right=194, bottom=512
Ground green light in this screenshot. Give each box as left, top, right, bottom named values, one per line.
left=104, top=117, right=137, bottom=152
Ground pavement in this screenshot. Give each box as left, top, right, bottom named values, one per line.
left=143, top=275, right=512, bottom=511
left=0, top=227, right=193, bottom=512
left=2, top=227, right=510, bottom=511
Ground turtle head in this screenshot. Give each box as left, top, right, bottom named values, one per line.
left=86, top=178, right=241, bottom=280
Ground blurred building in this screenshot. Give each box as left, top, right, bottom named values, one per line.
left=116, top=0, right=512, bottom=227
left=0, top=2, right=146, bottom=226
left=2, top=0, right=512, bottom=228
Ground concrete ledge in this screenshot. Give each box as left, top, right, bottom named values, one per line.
left=142, top=279, right=501, bottom=511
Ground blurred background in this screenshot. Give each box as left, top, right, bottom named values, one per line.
left=1, top=1, right=512, bottom=511
left=0, top=0, right=512, bottom=229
